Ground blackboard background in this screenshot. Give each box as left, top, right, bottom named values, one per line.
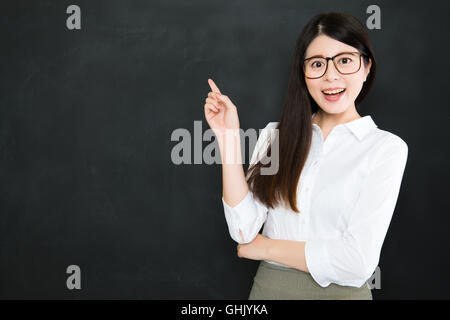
left=1, top=0, right=449, bottom=299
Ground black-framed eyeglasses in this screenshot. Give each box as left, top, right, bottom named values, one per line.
left=303, top=51, right=365, bottom=79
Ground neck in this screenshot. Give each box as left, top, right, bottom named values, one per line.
left=313, top=107, right=361, bottom=129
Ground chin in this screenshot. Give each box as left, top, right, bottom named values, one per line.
left=318, top=104, right=349, bottom=114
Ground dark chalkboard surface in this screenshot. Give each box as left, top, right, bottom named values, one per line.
left=1, top=0, right=449, bottom=299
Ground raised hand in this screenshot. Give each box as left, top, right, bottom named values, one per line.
left=204, top=78, right=240, bottom=137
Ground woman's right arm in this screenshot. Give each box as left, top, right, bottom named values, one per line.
left=204, top=79, right=269, bottom=244
left=204, top=78, right=248, bottom=207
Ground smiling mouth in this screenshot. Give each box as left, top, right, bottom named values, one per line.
left=322, top=88, right=346, bottom=95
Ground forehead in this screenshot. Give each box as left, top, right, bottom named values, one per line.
left=305, top=34, right=358, bottom=57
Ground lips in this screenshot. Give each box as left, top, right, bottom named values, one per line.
left=322, top=87, right=345, bottom=91
left=322, top=88, right=346, bottom=95
left=322, top=88, right=345, bottom=102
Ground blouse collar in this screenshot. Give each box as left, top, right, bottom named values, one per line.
left=311, top=112, right=378, bottom=141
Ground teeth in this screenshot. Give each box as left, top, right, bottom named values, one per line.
left=323, top=88, right=345, bottom=94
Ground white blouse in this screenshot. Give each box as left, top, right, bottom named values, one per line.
left=221, top=113, right=408, bottom=288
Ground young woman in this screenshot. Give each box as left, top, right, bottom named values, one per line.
left=203, top=12, right=408, bottom=300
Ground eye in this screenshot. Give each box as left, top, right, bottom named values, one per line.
left=311, top=61, right=323, bottom=68
left=339, top=57, right=352, bottom=64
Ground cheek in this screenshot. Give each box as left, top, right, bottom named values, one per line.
left=305, top=80, right=321, bottom=97
left=345, top=76, right=365, bottom=98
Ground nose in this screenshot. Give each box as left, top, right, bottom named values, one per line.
left=323, top=59, right=340, bottom=81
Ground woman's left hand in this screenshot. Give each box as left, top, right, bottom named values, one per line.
left=237, top=233, right=270, bottom=261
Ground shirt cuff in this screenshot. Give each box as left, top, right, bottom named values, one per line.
left=222, top=191, right=256, bottom=228
left=305, top=238, right=337, bottom=288
left=222, top=191, right=265, bottom=243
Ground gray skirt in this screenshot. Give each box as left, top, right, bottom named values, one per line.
left=249, top=260, right=373, bottom=300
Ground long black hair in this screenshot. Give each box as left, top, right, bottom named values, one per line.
left=246, top=12, right=377, bottom=213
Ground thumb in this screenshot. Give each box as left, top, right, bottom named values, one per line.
left=216, top=93, right=235, bottom=109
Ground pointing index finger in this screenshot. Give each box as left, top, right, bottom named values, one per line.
left=208, top=78, right=222, bottom=94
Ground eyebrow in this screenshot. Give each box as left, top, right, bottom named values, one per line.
left=304, top=51, right=358, bottom=60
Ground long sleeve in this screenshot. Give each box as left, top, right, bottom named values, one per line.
left=305, top=135, right=409, bottom=287
left=221, top=122, right=277, bottom=244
